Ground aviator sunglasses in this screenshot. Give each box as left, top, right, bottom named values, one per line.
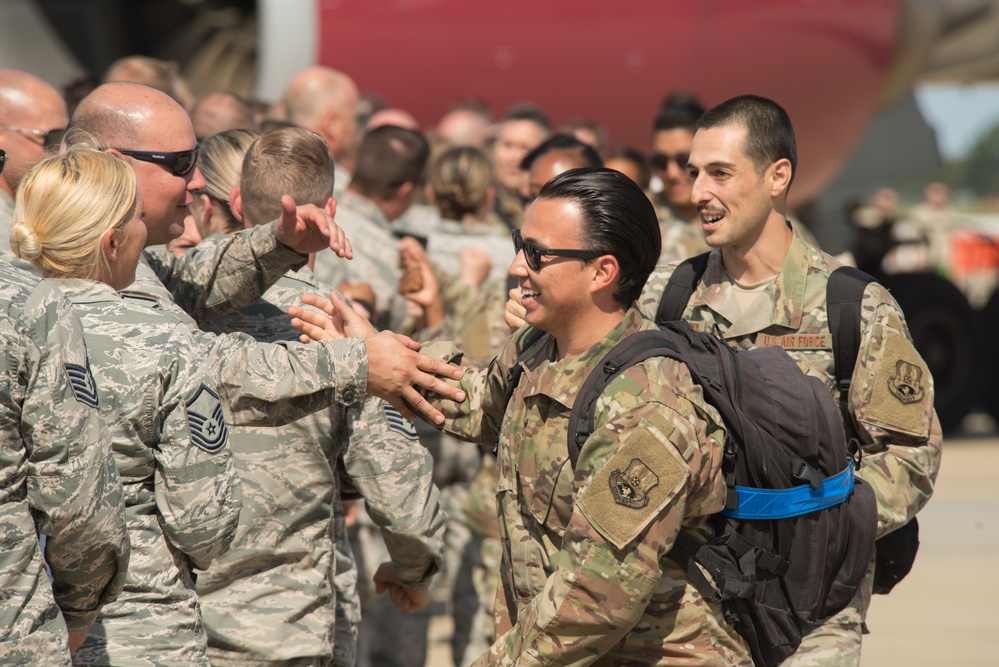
left=116, top=144, right=200, bottom=176
left=511, top=229, right=606, bottom=272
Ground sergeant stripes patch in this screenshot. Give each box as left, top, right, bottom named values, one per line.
left=186, top=384, right=228, bottom=451
left=64, top=360, right=99, bottom=408
left=383, top=404, right=418, bottom=438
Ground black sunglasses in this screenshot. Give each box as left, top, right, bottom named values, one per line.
left=650, top=151, right=689, bottom=170
left=116, top=144, right=200, bottom=176
left=512, top=229, right=606, bottom=272
left=0, top=125, right=67, bottom=151
left=0, top=148, right=6, bottom=176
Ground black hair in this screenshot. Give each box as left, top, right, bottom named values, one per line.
left=351, top=125, right=430, bottom=201
left=698, top=94, right=797, bottom=182
left=538, top=167, right=660, bottom=305
left=502, top=102, right=552, bottom=133
left=606, top=147, right=651, bottom=190
left=520, top=134, right=603, bottom=171
left=653, top=93, right=705, bottom=134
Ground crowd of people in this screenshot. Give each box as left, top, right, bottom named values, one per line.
left=0, top=55, right=940, bottom=667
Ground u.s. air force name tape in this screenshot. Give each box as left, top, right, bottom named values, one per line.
left=186, top=384, right=228, bottom=451
left=64, top=359, right=99, bottom=408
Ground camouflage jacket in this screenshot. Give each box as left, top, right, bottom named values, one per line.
left=197, top=267, right=445, bottom=666
left=425, top=218, right=515, bottom=286
left=311, top=190, right=412, bottom=333
left=59, top=279, right=241, bottom=667
left=639, top=229, right=942, bottom=539
left=422, top=306, right=752, bottom=666
left=123, top=232, right=368, bottom=422
left=0, top=262, right=128, bottom=667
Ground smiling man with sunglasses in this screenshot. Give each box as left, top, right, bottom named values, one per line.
left=0, top=70, right=69, bottom=253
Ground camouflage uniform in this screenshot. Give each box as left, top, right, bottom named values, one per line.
left=196, top=267, right=446, bottom=667
left=659, top=215, right=710, bottom=264
left=0, top=189, right=13, bottom=255
left=425, top=218, right=515, bottom=286
left=0, top=262, right=129, bottom=667
left=638, top=228, right=942, bottom=666
left=422, top=306, right=752, bottom=666
left=125, top=225, right=368, bottom=416
left=311, top=190, right=412, bottom=333
left=57, top=279, right=241, bottom=667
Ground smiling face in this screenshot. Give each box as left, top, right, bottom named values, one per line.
left=510, top=197, right=598, bottom=341
left=687, top=123, right=778, bottom=253
left=493, top=119, right=547, bottom=191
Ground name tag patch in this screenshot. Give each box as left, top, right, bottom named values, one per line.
left=757, top=333, right=831, bottom=350
left=186, top=384, right=228, bottom=451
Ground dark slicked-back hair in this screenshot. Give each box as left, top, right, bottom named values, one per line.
left=351, top=125, right=430, bottom=201
left=520, top=134, right=602, bottom=171
left=240, top=127, right=334, bottom=226
left=698, top=94, right=797, bottom=182
left=538, top=167, right=660, bottom=305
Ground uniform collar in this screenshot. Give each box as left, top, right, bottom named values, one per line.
left=517, top=305, right=652, bottom=410
left=341, top=189, right=391, bottom=233
left=692, top=225, right=812, bottom=338
left=50, top=277, right=121, bottom=303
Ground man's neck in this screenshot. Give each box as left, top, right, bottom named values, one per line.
left=555, top=305, right=627, bottom=359
left=720, top=213, right=794, bottom=285
left=346, top=186, right=396, bottom=222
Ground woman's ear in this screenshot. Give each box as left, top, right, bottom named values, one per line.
left=102, top=226, right=119, bottom=263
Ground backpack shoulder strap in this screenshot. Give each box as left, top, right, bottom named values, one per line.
left=826, top=266, right=875, bottom=404
left=565, top=329, right=682, bottom=469
left=655, top=253, right=710, bottom=325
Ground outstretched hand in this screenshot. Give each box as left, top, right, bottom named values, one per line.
left=289, top=291, right=466, bottom=424
left=275, top=195, right=352, bottom=258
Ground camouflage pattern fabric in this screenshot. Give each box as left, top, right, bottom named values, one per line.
left=57, top=279, right=241, bottom=667
left=197, top=267, right=445, bottom=667
left=638, top=229, right=942, bottom=666
left=421, top=306, right=753, bottom=666
left=0, top=189, right=13, bottom=255
left=311, top=191, right=413, bottom=333
left=425, top=218, right=515, bottom=286
left=0, top=262, right=129, bottom=667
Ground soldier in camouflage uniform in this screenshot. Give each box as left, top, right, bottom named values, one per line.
left=67, top=81, right=465, bottom=429
left=638, top=95, right=941, bottom=666
left=196, top=127, right=446, bottom=667
left=0, top=259, right=129, bottom=667
left=312, top=125, right=431, bottom=334
left=292, top=169, right=753, bottom=666
left=11, top=148, right=247, bottom=666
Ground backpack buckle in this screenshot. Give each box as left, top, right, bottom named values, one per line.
left=792, top=461, right=825, bottom=491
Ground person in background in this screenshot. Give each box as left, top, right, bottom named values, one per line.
left=489, top=103, right=550, bottom=230
left=189, top=91, right=258, bottom=142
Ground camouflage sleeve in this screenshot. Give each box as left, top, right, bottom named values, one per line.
left=153, top=326, right=242, bottom=570
left=144, top=221, right=306, bottom=322
left=477, top=397, right=708, bottom=665
left=419, top=327, right=537, bottom=447
left=196, top=328, right=367, bottom=427
left=850, top=285, right=942, bottom=538
left=343, top=398, right=446, bottom=588
left=23, top=285, right=129, bottom=629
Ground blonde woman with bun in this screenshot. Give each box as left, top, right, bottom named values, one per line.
left=12, top=147, right=241, bottom=667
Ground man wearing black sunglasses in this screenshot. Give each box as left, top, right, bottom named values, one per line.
left=0, top=69, right=69, bottom=254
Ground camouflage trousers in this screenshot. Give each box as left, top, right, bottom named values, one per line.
left=778, top=558, right=876, bottom=667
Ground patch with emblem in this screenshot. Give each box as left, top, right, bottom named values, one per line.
left=888, top=359, right=925, bottom=404
left=186, top=384, right=228, bottom=451
left=609, top=458, right=659, bottom=508
left=383, top=404, right=418, bottom=438
left=64, top=359, right=99, bottom=408
left=576, top=412, right=689, bottom=550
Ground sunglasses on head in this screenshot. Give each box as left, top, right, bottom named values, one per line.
left=650, top=151, right=689, bottom=170
left=116, top=144, right=200, bottom=176
left=511, top=229, right=606, bottom=272
left=0, top=125, right=67, bottom=151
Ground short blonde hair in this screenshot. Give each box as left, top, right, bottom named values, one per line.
left=11, top=148, right=137, bottom=279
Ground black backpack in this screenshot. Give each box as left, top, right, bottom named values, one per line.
left=658, top=254, right=921, bottom=597
left=558, top=318, right=878, bottom=667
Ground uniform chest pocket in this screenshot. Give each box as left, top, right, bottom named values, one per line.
left=510, top=394, right=574, bottom=531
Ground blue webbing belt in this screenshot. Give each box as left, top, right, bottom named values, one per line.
left=721, top=462, right=855, bottom=520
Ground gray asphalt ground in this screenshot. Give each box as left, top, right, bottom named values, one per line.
left=426, top=423, right=999, bottom=666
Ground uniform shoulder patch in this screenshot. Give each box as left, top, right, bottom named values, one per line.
left=186, top=384, right=228, bottom=451
left=383, top=404, right=419, bottom=438
left=887, top=359, right=926, bottom=404
left=64, top=358, right=99, bottom=408
left=864, top=328, right=933, bottom=437
left=577, top=412, right=690, bottom=550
